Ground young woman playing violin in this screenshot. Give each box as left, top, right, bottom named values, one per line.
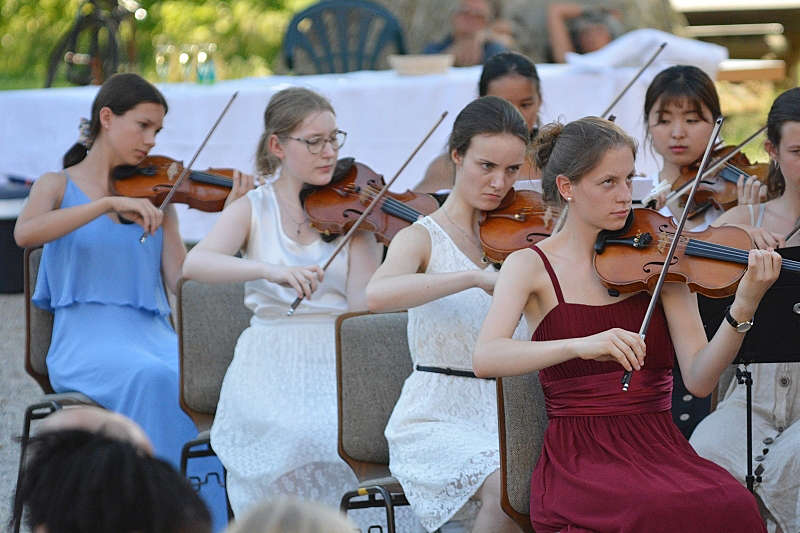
left=473, top=116, right=780, bottom=533
left=691, top=87, right=800, bottom=533
left=13, top=73, right=240, bottom=527
left=644, top=65, right=766, bottom=231
left=414, top=51, right=542, bottom=193
left=366, top=96, right=528, bottom=533
left=181, top=88, right=394, bottom=525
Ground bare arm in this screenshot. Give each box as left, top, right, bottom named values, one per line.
left=345, top=230, right=382, bottom=312
left=712, top=204, right=785, bottom=249
left=662, top=248, right=782, bottom=397
left=160, top=204, right=187, bottom=295
left=14, top=172, right=164, bottom=248
left=182, top=196, right=323, bottom=299
left=474, top=248, right=646, bottom=377
left=182, top=195, right=265, bottom=283
left=548, top=3, right=583, bottom=63
left=365, top=222, right=491, bottom=312
left=413, top=153, right=455, bottom=193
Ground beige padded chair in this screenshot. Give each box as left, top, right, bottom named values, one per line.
left=336, top=311, right=411, bottom=533
left=15, top=248, right=99, bottom=533
left=175, top=278, right=249, bottom=477
left=496, top=372, right=549, bottom=533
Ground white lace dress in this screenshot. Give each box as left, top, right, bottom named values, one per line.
left=210, top=185, right=420, bottom=531
left=690, top=204, right=800, bottom=533
left=385, top=216, right=524, bottom=532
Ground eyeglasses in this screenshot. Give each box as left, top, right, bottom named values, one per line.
left=285, top=129, right=347, bottom=155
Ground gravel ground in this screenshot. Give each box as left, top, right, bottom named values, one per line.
left=0, top=292, right=38, bottom=529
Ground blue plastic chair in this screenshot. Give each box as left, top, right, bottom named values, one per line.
left=283, top=0, right=407, bottom=74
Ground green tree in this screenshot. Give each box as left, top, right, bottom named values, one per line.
left=0, top=0, right=313, bottom=89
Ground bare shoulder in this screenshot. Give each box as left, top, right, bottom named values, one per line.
left=24, top=171, right=68, bottom=211
left=389, top=221, right=432, bottom=255
left=31, top=171, right=67, bottom=197
left=379, top=221, right=432, bottom=273
left=500, top=247, right=549, bottom=292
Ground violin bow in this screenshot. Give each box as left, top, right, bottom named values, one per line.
left=664, top=125, right=767, bottom=206
left=139, top=91, right=239, bottom=243
left=601, top=42, right=667, bottom=120
left=622, top=117, right=724, bottom=391
left=286, top=111, right=449, bottom=316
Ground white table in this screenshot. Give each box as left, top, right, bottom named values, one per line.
left=0, top=64, right=661, bottom=241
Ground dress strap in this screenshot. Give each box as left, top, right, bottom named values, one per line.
left=756, top=203, right=766, bottom=227
left=530, top=245, right=564, bottom=305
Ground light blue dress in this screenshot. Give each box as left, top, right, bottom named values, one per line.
left=32, top=175, right=229, bottom=530
left=32, top=177, right=197, bottom=465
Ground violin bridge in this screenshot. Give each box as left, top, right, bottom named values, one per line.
left=167, top=162, right=179, bottom=182
left=657, top=231, right=669, bottom=254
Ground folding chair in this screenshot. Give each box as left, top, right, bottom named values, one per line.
left=175, top=278, right=249, bottom=480
left=283, top=0, right=407, bottom=74
left=14, top=248, right=99, bottom=533
left=496, top=372, right=549, bottom=533
left=336, top=311, right=411, bottom=533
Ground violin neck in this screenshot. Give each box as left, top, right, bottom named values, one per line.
left=191, top=170, right=232, bottom=188
left=685, top=238, right=800, bottom=273
left=715, top=164, right=749, bottom=185
left=381, top=196, right=421, bottom=223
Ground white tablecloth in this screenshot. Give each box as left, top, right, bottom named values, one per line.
left=0, top=64, right=665, bottom=241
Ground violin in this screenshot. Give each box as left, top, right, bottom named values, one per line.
left=593, top=208, right=800, bottom=298
left=673, top=145, right=770, bottom=217
left=112, top=154, right=237, bottom=212
left=302, top=158, right=439, bottom=245
left=478, top=189, right=562, bottom=264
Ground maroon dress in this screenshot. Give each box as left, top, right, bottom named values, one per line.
left=528, top=246, right=766, bottom=533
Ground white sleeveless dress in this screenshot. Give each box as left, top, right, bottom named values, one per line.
left=210, top=185, right=421, bottom=531
left=690, top=203, right=800, bottom=533
left=385, top=216, right=524, bottom=532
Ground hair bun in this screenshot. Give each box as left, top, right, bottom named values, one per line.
left=531, top=122, right=565, bottom=170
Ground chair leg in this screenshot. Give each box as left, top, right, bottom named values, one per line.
left=339, top=486, right=400, bottom=533
left=180, top=437, right=233, bottom=522
left=13, top=401, right=64, bottom=533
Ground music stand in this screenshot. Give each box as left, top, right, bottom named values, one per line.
left=698, top=246, right=800, bottom=492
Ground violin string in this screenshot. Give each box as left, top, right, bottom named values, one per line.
left=634, top=235, right=800, bottom=272
left=362, top=185, right=426, bottom=220
left=340, top=183, right=422, bottom=223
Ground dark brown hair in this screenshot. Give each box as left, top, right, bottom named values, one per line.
left=533, top=117, right=636, bottom=205
left=764, top=87, right=799, bottom=198
left=478, top=51, right=541, bottom=101
left=448, top=95, right=529, bottom=159
left=63, top=73, right=168, bottom=168
left=644, top=65, right=721, bottom=127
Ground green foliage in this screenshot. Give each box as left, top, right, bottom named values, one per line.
left=0, top=0, right=313, bottom=89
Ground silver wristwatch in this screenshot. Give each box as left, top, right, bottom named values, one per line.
left=725, top=305, right=754, bottom=333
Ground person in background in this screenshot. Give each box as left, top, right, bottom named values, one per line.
left=547, top=2, right=624, bottom=63
left=11, top=429, right=212, bottom=533
left=690, top=87, right=800, bottom=533
left=223, top=498, right=356, bottom=533
left=415, top=51, right=542, bottom=193
left=37, top=405, right=154, bottom=455
left=423, top=0, right=507, bottom=67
